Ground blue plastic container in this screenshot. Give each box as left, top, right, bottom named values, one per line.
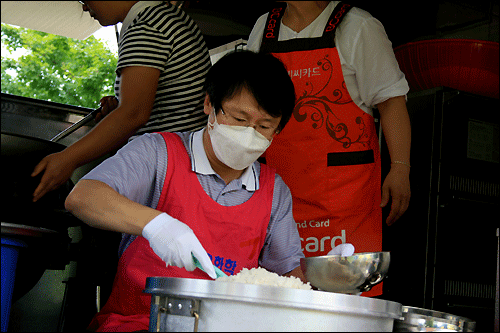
left=1, top=237, right=26, bottom=332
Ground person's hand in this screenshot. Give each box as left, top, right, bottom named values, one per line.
left=31, top=151, right=78, bottom=202
left=95, top=96, right=119, bottom=124
left=380, top=165, right=411, bottom=226
left=142, top=213, right=217, bottom=279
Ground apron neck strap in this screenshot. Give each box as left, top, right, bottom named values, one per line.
left=261, top=3, right=287, bottom=44
left=324, top=3, right=352, bottom=35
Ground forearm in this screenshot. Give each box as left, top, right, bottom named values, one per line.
left=61, top=106, right=148, bottom=168
left=65, top=179, right=161, bottom=235
left=64, top=66, right=159, bottom=168
left=378, top=96, right=411, bottom=167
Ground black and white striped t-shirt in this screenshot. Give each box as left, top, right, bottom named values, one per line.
left=115, top=2, right=211, bottom=137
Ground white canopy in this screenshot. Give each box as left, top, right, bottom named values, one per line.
left=1, top=1, right=102, bottom=40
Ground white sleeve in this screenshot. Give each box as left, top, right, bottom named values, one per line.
left=246, top=13, right=268, bottom=52
left=337, top=14, right=409, bottom=108
left=81, top=133, right=167, bottom=207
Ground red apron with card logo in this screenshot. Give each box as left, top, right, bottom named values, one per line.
left=88, top=132, right=275, bottom=331
left=260, top=2, right=382, bottom=296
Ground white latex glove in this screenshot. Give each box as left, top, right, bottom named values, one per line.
left=142, top=213, right=216, bottom=279
left=328, top=243, right=355, bottom=257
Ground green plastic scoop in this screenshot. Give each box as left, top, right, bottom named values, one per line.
left=192, top=254, right=228, bottom=279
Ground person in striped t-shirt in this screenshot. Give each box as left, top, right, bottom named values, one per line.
left=32, top=1, right=211, bottom=202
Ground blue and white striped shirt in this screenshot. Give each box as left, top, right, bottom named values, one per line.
left=82, top=129, right=304, bottom=275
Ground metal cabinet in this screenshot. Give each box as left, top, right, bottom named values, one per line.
left=381, top=87, right=499, bottom=331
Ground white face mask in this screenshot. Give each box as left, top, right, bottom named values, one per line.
left=207, top=109, right=272, bottom=170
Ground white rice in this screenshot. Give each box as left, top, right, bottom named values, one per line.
left=217, top=267, right=312, bottom=290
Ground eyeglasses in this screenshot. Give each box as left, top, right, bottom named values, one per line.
left=219, top=107, right=279, bottom=138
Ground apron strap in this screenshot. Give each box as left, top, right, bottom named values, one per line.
left=261, top=3, right=287, bottom=46
left=323, top=3, right=352, bottom=36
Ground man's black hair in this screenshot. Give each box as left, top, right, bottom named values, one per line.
left=204, top=50, right=296, bottom=132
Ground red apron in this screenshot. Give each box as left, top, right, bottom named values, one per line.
left=88, top=132, right=275, bottom=331
left=260, top=2, right=382, bottom=296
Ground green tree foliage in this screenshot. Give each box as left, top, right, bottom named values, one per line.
left=1, top=23, right=117, bottom=108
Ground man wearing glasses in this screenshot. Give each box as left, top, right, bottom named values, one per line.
left=65, top=51, right=305, bottom=332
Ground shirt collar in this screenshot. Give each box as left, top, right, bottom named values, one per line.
left=120, top=1, right=163, bottom=42
left=281, top=1, right=336, bottom=37
left=190, top=129, right=260, bottom=191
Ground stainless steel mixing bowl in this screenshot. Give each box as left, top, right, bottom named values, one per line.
left=300, top=252, right=390, bottom=294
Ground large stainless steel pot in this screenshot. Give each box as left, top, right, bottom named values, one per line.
left=1, top=133, right=79, bottom=301
left=393, top=306, right=476, bottom=332
left=144, top=277, right=403, bottom=332
left=1, top=133, right=78, bottom=229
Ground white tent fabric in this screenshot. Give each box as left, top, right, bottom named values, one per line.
left=1, top=1, right=102, bottom=40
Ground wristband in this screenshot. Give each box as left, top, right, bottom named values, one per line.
left=392, top=160, right=411, bottom=168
